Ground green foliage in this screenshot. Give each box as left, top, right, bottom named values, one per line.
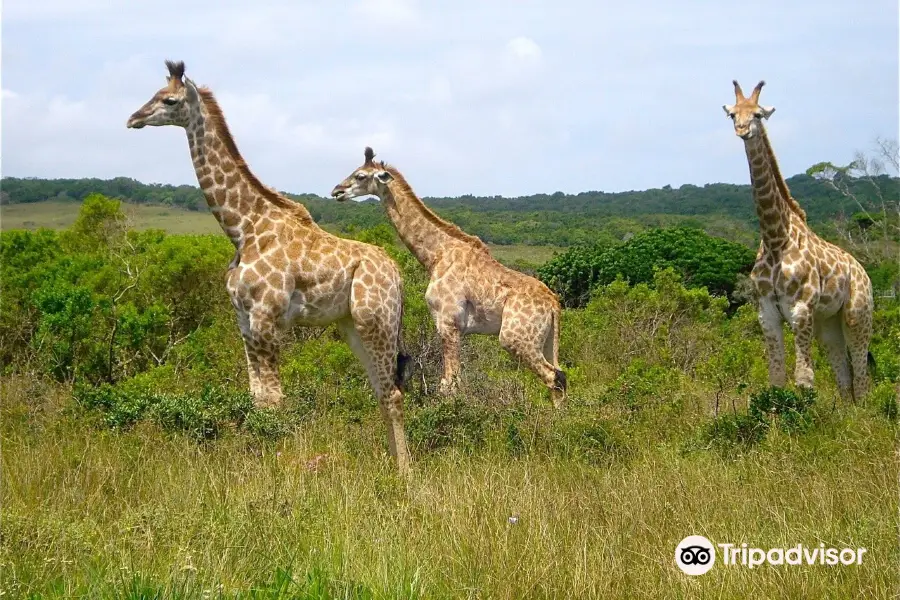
left=748, top=386, right=817, bottom=434
left=1, top=195, right=235, bottom=383
left=700, top=386, right=818, bottom=453
left=406, top=397, right=491, bottom=453
left=872, top=381, right=898, bottom=422
left=538, top=227, right=755, bottom=307
left=871, top=303, right=900, bottom=382
left=601, top=360, right=682, bottom=416
left=73, top=381, right=264, bottom=441
left=701, top=412, right=769, bottom=451
left=562, top=268, right=731, bottom=379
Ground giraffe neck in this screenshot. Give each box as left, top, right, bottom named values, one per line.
left=185, top=88, right=316, bottom=248
left=378, top=167, right=490, bottom=271
left=743, top=132, right=793, bottom=252
left=757, top=122, right=808, bottom=224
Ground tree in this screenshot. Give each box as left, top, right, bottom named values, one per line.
left=807, top=137, right=900, bottom=298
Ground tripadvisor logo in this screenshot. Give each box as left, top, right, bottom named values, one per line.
left=675, top=535, right=716, bottom=575
left=675, top=535, right=867, bottom=575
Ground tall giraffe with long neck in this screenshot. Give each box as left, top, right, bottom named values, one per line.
left=331, top=148, right=567, bottom=407
left=126, top=61, right=412, bottom=472
left=723, top=80, right=874, bottom=401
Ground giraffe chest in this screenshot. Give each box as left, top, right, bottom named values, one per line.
left=752, top=255, right=848, bottom=319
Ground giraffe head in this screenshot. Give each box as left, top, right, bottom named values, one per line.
left=126, top=60, right=201, bottom=129
left=722, top=80, right=775, bottom=139
left=331, top=147, right=395, bottom=202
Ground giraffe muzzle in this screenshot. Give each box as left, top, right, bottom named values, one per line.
left=126, top=116, right=147, bottom=129
left=331, top=188, right=348, bottom=201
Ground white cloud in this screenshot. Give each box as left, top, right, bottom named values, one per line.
left=506, top=37, right=542, bottom=61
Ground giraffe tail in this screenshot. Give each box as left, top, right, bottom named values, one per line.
left=394, top=277, right=412, bottom=391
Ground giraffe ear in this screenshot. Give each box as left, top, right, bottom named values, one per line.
left=722, top=104, right=735, bottom=117
left=375, top=170, right=394, bottom=184
left=183, top=77, right=200, bottom=104
left=757, top=105, right=775, bottom=119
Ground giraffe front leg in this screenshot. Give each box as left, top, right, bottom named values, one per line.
left=758, top=295, right=787, bottom=388
left=234, top=308, right=263, bottom=398
left=247, top=309, right=284, bottom=408
left=790, top=301, right=815, bottom=390
left=436, top=323, right=462, bottom=395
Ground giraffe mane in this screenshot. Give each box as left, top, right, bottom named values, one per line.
left=379, top=163, right=491, bottom=253
left=758, top=122, right=808, bottom=222
left=196, top=87, right=314, bottom=223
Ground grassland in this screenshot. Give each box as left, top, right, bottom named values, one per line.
left=2, top=198, right=897, bottom=599
left=3, top=368, right=898, bottom=598
left=2, top=201, right=223, bottom=235
left=0, top=201, right=561, bottom=266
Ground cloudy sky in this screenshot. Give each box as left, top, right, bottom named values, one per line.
left=3, top=0, right=897, bottom=198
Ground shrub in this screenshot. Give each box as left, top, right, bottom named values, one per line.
left=699, top=386, right=817, bottom=453
left=406, top=397, right=493, bottom=453
left=538, top=226, right=755, bottom=307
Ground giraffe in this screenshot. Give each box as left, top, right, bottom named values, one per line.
left=330, top=148, right=568, bottom=407
left=723, top=79, right=874, bottom=402
left=126, top=60, right=412, bottom=472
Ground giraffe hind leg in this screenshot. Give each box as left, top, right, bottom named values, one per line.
left=843, top=284, right=874, bottom=403
left=499, top=309, right=561, bottom=406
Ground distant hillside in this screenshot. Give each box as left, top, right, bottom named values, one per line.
left=2, top=173, right=896, bottom=247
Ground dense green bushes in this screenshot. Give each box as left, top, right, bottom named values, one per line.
left=538, top=226, right=756, bottom=307
left=1, top=194, right=235, bottom=383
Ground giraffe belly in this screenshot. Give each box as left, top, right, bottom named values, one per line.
left=283, top=288, right=349, bottom=327
left=462, top=301, right=502, bottom=335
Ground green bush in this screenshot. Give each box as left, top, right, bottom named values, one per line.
left=406, top=397, right=493, bottom=453
left=538, top=226, right=755, bottom=307
left=748, top=386, right=817, bottom=434
left=72, top=381, right=290, bottom=441
left=699, top=386, right=818, bottom=453
left=701, top=412, right=770, bottom=451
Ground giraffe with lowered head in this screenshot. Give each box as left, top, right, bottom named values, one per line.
left=331, top=148, right=567, bottom=407
left=723, top=79, right=874, bottom=401
left=126, top=61, right=412, bottom=472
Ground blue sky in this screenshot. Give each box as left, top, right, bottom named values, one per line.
left=2, top=0, right=897, bottom=198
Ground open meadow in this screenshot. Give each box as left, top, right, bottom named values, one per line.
left=1, top=195, right=898, bottom=598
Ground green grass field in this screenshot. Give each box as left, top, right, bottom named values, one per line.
left=2, top=374, right=896, bottom=599
left=0, top=201, right=562, bottom=266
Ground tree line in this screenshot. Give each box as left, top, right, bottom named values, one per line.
left=2, top=172, right=896, bottom=247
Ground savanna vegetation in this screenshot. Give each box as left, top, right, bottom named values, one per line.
left=4, top=162, right=898, bottom=247
left=2, top=183, right=898, bottom=598
left=2, top=141, right=899, bottom=598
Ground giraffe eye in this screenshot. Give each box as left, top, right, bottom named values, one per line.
left=355, top=173, right=367, bottom=181
left=162, top=97, right=179, bottom=106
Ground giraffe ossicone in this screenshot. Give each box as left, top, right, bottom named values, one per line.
left=331, top=147, right=568, bottom=407
left=724, top=79, right=874, bottom=402
left=126, top=60, right=414, bottom=473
